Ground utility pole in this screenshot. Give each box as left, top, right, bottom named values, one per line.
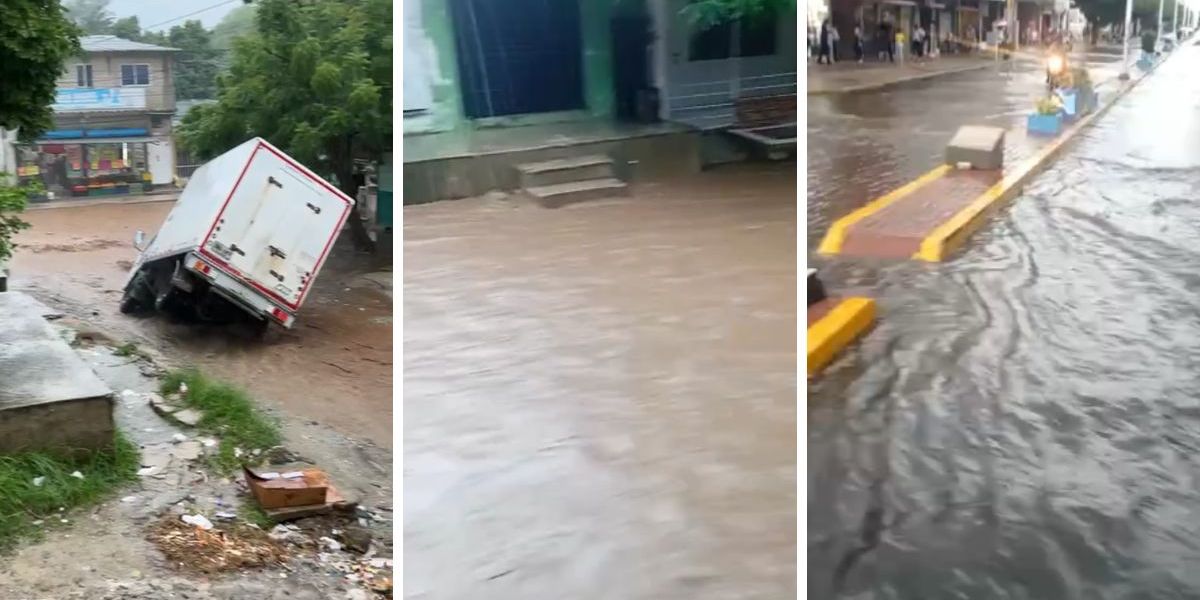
left=1120, top=0, right=1134, bottom=79
left=1174, top=0, right=1180, bottom=37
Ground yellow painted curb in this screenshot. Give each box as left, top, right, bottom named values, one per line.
left=807, top=297, right=876, bottom=377
left=818, top=164, right=951, bottom=255
left=914, top=67, right=1162, bottom=262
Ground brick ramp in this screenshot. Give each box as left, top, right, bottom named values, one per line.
left=840, top=169, right=1001, bottom=259
left=0, top=292, right=114, bottom=455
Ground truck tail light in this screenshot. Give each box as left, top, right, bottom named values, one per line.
left=193, top=260, right=212, bottom=275
left=270, top=307, right=288, bottom=322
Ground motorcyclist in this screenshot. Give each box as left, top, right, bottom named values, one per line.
left=1046, top=35, right=1069, bottom=89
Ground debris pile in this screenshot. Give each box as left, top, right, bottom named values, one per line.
left=148, top=516, right=288, bottom=574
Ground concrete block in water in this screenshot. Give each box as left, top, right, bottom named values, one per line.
left=945, top=126, right=1005, bottom=170
left=0, top=292, right=114, bottom=455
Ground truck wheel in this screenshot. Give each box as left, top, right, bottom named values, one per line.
left=119, top=294, right=141, bottom=314
left=249, top=317, right=270, bottom=339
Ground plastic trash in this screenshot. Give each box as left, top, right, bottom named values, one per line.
left=181, top=514, right=214, bottom=530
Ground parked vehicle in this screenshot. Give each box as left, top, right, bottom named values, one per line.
left=120, top=137, right=354, bottom=331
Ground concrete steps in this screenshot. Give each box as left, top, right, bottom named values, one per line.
left=516, top=155, right=627, bottom=207
left=525, top=178, right=629, bottom=208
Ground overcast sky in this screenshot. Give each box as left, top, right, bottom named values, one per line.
left=108, top=0, right=241, bottom=31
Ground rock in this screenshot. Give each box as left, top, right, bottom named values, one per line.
left=264, top=446, right=299, bottom=465
left=147, top=393, right=179, bottom=415
left=338, top=526, right=372, bottom=554
left=344, top=589, right=371, bottom=600
left=268, top=525, right=306, bottom=545
left=172, top=408, right=203, bottom=427
left=172, top=441, right=203, bottom=461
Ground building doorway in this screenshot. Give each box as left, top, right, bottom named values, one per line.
left=449, top=0, right=586, bottom=119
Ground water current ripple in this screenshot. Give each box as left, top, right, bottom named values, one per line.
left=811, top=45, right=1200, bottom=599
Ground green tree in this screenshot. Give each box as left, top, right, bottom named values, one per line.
left=109, top=15, right=142, bottom=39
left=0, top=0, right=82, bottom=138
left=211, top=4, right=257, bottom=50
left=63, top=0, right=114, bottom=34
left=169, top=21, right=220, bottom=99
left=0, top=1, right=76, bottom=262
left=0, top=175, right=36, bottom=263
left=179, top=0, right=391, bottom=251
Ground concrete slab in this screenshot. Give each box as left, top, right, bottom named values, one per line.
left=0, top=292, right=114, bottom=454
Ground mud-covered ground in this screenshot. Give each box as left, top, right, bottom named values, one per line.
left=10, top=200, right=393, bottom=450
left=0, top=309, right=391, bottom=599
left=2, top=201, right=393, bottom=598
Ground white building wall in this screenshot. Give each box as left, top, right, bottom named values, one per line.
left=652, top=0, right=798, bottom=129
left=0, top=129, right=16, bottom=177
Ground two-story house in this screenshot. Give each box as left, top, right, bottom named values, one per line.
left=12, top=35, right=179, bottom=199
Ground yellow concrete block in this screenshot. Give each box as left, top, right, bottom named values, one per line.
left=807, top=297, right=876, bottom=378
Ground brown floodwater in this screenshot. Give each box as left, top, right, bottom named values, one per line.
left=809, top=43, right=1200, bottom=599
left=10, top=200, right=394, bottom=448
left=403, top=163, right=797, bottom=598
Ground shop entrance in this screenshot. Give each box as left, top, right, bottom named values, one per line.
left=17, top=141, right=153, bottom=199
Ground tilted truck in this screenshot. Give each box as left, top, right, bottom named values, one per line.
left=120, top=137, right=354, bottom=331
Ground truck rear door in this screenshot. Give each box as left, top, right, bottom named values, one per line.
left=203, top=144, right=351, bottom=309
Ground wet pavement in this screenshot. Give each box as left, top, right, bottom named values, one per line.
left=8, top=201, right=393, bottom=449
left=808, top=48, right=1129, bottom=250
left=809, top=43, right=1200, bottom=598
left=403, top=165, right=796, bottom=598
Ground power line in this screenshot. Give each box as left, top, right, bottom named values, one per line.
left=142, top=0, right=242, bottom=32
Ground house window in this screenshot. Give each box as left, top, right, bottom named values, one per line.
left=688, top=9, right=779, bottom=61
left=75, top=64, right=93, bottom=88
left=120, top=64, right=150, bottom=86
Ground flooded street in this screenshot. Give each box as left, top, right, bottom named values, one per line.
left=404, top=164, right=796, bottom=598
left=9, top=201, right=393, bottom=449
left=809, top=43, right=1200, bottom=598
left=808, top=48, right=1126, bottom=249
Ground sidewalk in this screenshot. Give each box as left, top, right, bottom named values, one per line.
left=807, top=55, right=1001, bottom=95
left=26, top=190, right=179, bottom=211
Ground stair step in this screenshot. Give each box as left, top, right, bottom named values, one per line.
left=526, top=178, right=628, bottom=208
left=516, top=155, right=615, bottom=188
left=517, top=155, right=613, bottom=174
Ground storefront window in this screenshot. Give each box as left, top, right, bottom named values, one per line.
left=16, top=141, right=153, bottom=199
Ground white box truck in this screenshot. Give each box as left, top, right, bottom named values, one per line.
left=120, top=137, right=354, bottom=331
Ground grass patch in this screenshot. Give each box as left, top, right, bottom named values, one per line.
left=160, top=369, right=282, bottom=474
left=0, top=433, right=139, bottom=551
left=238, top=500, right=274, bottom=530
left=113, top=342, right=139, bottom=357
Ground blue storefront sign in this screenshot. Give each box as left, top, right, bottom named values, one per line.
left=52, top=87, right=147, bottom=112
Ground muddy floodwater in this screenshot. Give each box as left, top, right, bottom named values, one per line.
left=10, top=200, right=393, bottom=448
left=810, top=44, right=1200, bottom=598
left=404, top=164, right=797, bottom=598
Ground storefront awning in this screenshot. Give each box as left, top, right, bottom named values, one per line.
left=42, top=127, right=148, bottom=140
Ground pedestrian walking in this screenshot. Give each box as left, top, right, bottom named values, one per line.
left=819, top=19, right=833, bottom=65
left=879, top=20, right=895, bottom=62
left=913, top=24, right=926, bottom=59
left=854, top=23, right=865, bottom=63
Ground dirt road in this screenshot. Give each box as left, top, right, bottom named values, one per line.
left=9, top=200, right=393, bottom=449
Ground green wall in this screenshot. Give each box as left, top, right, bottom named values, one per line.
left=406, top=0, right=619, bottom=135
